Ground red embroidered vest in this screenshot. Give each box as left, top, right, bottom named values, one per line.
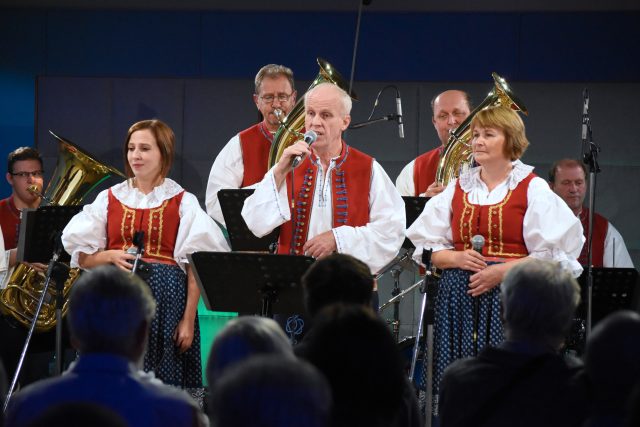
left=0, top=196, right=20, bottom=249
left=451, top=173, right=536, bottom=258
left=239, top=123, right=272, bottom=187
left=277, top=142, right=373, bottom=255
left=106, top=189, right=184, bottom=265
left=413, top=147, right=442, bottom=196
left=578, top=208, right=607, bottom=267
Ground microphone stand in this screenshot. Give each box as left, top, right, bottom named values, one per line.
left=350, top=114, right=401, bottom=129
left=3, top=234, right=69, bottom=413
left=581, top=90, right=600, bottom=338
left=349, top=85, right=403, bottom=133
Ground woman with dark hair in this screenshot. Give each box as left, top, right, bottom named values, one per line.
left=62, top=119, right=229, bottom=402
left=407, top=106, right=584, bottom=414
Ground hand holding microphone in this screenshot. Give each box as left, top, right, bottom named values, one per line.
left=292, top=130, right=317, bottom=168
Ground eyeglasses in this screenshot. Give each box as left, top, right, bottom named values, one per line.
left=10, top=170, right=44, bottom=178
left=259, top=93, right=292, bottom=103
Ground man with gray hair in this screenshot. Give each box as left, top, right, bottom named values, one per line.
left=242, top=82, right=405, bottom=275
left=438, top=259, right=588, bottom=427
left=5, top=266, right=208, bottom=427
left=206, top=64, right=297, bottom=226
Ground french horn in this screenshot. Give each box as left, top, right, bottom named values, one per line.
left=436, top=73, right=527, bottom=185
left=0, top=131, right=125, bottom=332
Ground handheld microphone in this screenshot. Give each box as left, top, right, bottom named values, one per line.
left=581, top=89, right=589, bottom=143
left=396, top=94, right=405, bottom=139
left=471, top=235, right=485, bottom=254
left=292, top=130, right=318, bottom=168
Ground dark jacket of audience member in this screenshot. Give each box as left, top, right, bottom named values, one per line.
left=209, top=355, right=331, bottom=427
left=300, top=304, right=415, bottom=427
left=24, top=402, right=127, bottom=427
left=4, top=266, right=207, bottom=427
left=439, top=259, right=588, bottom=427
left=582, top=310, right=640, bottom=427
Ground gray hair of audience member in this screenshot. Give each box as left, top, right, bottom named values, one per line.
left=254, top=64, right=295, bottom=94
left=209, top=354, right=331, bottom=427
left=206, top=316, right=293, bottom=388
left=584, top=310, right=640, bottom=403
left=67, top=265, right=156, bottom=357
left=500, top=259, right=580, bottom=349
left=305, top=82, right=352, bottom=117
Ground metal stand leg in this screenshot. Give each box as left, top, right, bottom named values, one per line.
left=3, top=255, right=60, bottom=413
left=391, top=268, right=402, bottom=342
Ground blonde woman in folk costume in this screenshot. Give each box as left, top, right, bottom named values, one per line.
left=62, top=119, right=229, bottom=402
left=407, top=106, right=584, bottom=413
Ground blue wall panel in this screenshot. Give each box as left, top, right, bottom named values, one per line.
left=45, top=10, right=202, bottom=77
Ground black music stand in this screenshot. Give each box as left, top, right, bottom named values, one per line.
left=578, top=267, right=639, bottom=324
left=218, top=189, right=280, bottom=252
left=4, top=206, right=80, bottom=411
left=567, top=267, right=639, bottom=355
left=17, top=206, right=82, bottom=263
left=402, top=196, right=429, bottom=249
left=188, top=252, right=314, bottom=317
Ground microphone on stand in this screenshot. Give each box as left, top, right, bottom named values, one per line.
left=292, top=130, right=318, bottom=168
left=581, top=88, right=589, bottom=145
left=471, top=234, right=485, bottom=356
left=396, top=93, right=405, bottom=139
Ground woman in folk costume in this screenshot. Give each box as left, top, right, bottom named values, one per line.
left=62, top=119, right=229, bottom=403
left=407, top=106, right=584, bottom=414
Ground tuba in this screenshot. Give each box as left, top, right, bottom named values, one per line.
left=0, top=131, right=125, bottom=332
left=268, top=58, right=354, bottom=168
left=435, top=72, right=527, bottom=185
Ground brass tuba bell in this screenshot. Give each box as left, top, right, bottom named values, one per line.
left=435, top=73, right=527, bottom=186
left=268, top=58, right=355, bottom=168
left=0, top=131, right=125, bottom=332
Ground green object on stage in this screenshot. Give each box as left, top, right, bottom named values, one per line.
left=197, top=298, right=237, bottom=385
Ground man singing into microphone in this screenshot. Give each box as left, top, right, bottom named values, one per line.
left=242, top=82, right=405, bottom=275
left=396, top=90, right=472, bottom=197
left=205, top=64, right=297, bottom=227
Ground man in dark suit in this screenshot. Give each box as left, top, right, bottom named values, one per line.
left=5, top=266, right=207, bottom=427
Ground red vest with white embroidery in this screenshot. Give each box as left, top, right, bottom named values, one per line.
left=578, top=208, right=607, bottom=267
left=277, top=142, right=373, bottom=255
left=0, top=196, right=20, bottom=249
left=239, top=123, right=272, bottom=187
left=451, top=173, right=536, bottom=258
left=106, top=189, right=184, bottom=265
left=413, top=147, right=442, bottom=196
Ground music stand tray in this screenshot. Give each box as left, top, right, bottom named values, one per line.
left=17, top=206, right=83, bottom=263
left=218, top=189, right=280, bottom=252
left=402, top=196, right=429, bottom=249
left=188, top=251, right=314, bottom=317
left=578, top=267, right=640, bottom=326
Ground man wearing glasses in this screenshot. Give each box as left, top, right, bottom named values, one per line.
left=205, top=64, right=297, bottom=227
left=395, top=90, right=471, bottom=198
left=0, top=147, right=44, bottom=249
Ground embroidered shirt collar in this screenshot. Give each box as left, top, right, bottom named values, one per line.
left=458, top=160, right=534, bottom=192
left=310, top=141, right=349, bottom=169
left=111, top=177, right=183, bottom=207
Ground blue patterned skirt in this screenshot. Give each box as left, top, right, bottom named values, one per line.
left=432, top=266, right=504, bottom=413
left=143, top=263, right=202, bottom=392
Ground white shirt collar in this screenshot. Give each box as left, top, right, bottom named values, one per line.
left=111, top=177, right=184, bottom=208
left=458, top=159, right=534, bottom=192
